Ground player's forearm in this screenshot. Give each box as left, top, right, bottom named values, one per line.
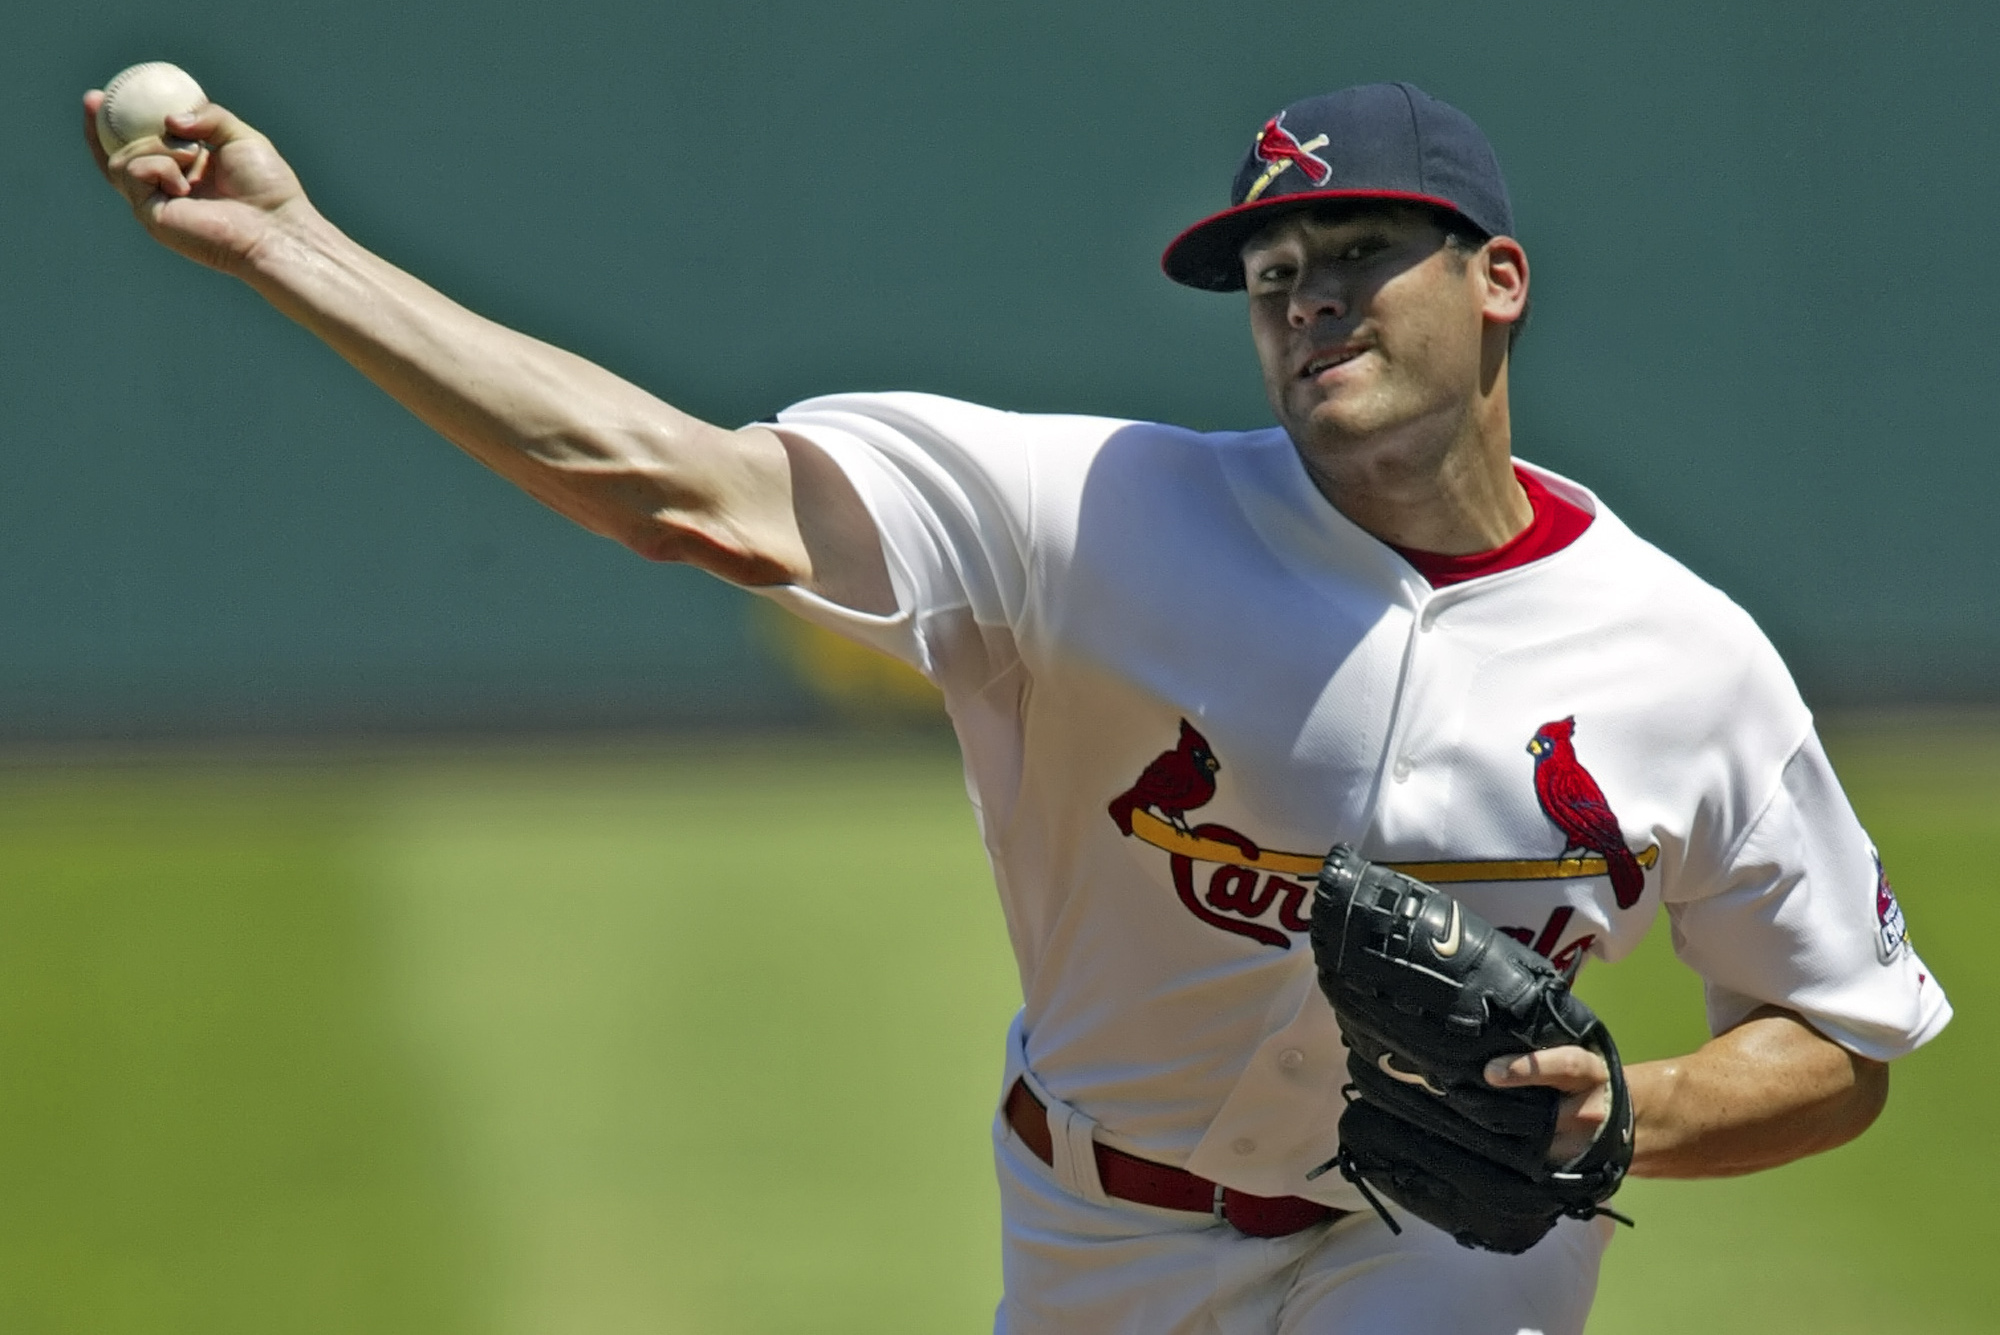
left=237, top=202, right=800, bottom=582
left=1624, top=1006, right=1888, bottom=1178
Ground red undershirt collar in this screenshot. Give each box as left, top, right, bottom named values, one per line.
left=1389, top=468, right=1593, bottom=588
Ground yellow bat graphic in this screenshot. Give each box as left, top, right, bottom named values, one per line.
left=1127, top=809, right=1660, bottom=885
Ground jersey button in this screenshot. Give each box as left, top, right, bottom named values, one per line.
left=1392, top=757, right=1413, bottom=782
left=1231, top=1137, right=1257, bottom=1156
left=1278, top=1047, right=1306, bottom=1071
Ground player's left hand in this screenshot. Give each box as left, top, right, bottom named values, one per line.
left=1485, top=1046, right=1614, bottom=1165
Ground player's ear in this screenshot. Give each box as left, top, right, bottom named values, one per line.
left=1478, top=237, right=1529, bottom=327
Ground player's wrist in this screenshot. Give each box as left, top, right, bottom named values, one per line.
left=1619, top=1057, right=1693, bottom=1177
left=237, top=198, right=343, bottom=290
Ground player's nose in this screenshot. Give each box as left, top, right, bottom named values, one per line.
left=1288, top=271, right=1348, bottom=328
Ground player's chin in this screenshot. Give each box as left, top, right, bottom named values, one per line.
left=1287, top=394, right=1391, bottom=448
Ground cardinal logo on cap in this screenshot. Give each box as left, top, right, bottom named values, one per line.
left=1244, top=112, right=1332, bottom=203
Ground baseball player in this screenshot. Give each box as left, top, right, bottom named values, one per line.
left=89, top=78, right=1948, bottom=1333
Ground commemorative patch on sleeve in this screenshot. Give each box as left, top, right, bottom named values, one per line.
left=1871, top=845, right=1908, bottom=963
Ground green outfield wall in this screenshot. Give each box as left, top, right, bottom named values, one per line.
left=9, top=0, right=1997, bottom=738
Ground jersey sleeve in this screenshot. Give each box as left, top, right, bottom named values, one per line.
left=1664, top=729, right=1951, bottom=1061
left=751, top=392, right=1044, bottom=682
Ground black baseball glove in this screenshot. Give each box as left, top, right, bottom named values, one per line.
left=1306, top=845, right=1634, bottom=1254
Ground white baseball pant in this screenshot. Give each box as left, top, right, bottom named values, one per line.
left=991, top=1083, right=1613, bottom=1334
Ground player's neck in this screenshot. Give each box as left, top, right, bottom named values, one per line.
left=1296, top=373, right=1528, bottom=556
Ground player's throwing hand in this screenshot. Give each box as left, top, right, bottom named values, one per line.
left=1485, top=1046, right=1615, bottom=1167
left=83, top=90, right=307, bottom=276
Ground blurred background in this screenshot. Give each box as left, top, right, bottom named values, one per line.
left=5, top=1, right=1995, bottom=1331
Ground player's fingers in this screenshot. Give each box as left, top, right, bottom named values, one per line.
left=82, top=90, right=114, bottom=182
left=108, top=134, right=203, bottom=170
left=1484, top=1046, right=1608, bottom=1092
left=1561, top=1083, right=1613, bottom=1126
left=122, top=151, right=192, bottom=201
left=163, top=101, right=260, bottom=150
left=1548, top=1084, right=1614, bottom=1164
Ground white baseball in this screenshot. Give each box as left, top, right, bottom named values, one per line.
left=96, top=62, right=208, bottom=155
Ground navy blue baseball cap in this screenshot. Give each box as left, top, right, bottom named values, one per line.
left=1161, top=82, right=1514, bottom=291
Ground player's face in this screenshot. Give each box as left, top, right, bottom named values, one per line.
left=1242, top=207, right=1498, bottom=458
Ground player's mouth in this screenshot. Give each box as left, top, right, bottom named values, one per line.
left=1298, top=343, right=1370, bottom=380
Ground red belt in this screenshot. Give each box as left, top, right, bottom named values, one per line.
left=1004, top=1077, right=1342, bottom=1239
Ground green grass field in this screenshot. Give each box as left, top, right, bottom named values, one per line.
left=0, top=720, right=1990, bottom=1333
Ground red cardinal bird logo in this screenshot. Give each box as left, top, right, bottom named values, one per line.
left=1252, top=112, right=1333, bottom=186
left=1108, top=719, right=1220, bottom=837
left=1527, top=717, right=1646, bottom=909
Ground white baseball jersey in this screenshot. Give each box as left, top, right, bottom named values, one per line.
left=758, top=391, right=1950, bottom=1207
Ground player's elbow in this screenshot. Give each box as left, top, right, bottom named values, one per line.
left=1780, top=1052, right=1890, bottom=1169
left=1766, top=1035, right=1892, bottom=1170
left=614, top=513, right=703, bottom=564
left=1824, top=1055, right=1890, bottom=1151
left=617, top=510, right=799, bottom=586
left=544, top=431, right=801, bottom=585
left=522, top=456, right=784, bottom=580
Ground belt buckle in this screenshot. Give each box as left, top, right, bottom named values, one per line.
left=1212, top=1183, right=1227, bottom=1224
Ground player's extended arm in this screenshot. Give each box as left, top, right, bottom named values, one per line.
left=1486, top=1004, right=1889, bottom=1178
left=83, top=91, right=892, bottom=614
